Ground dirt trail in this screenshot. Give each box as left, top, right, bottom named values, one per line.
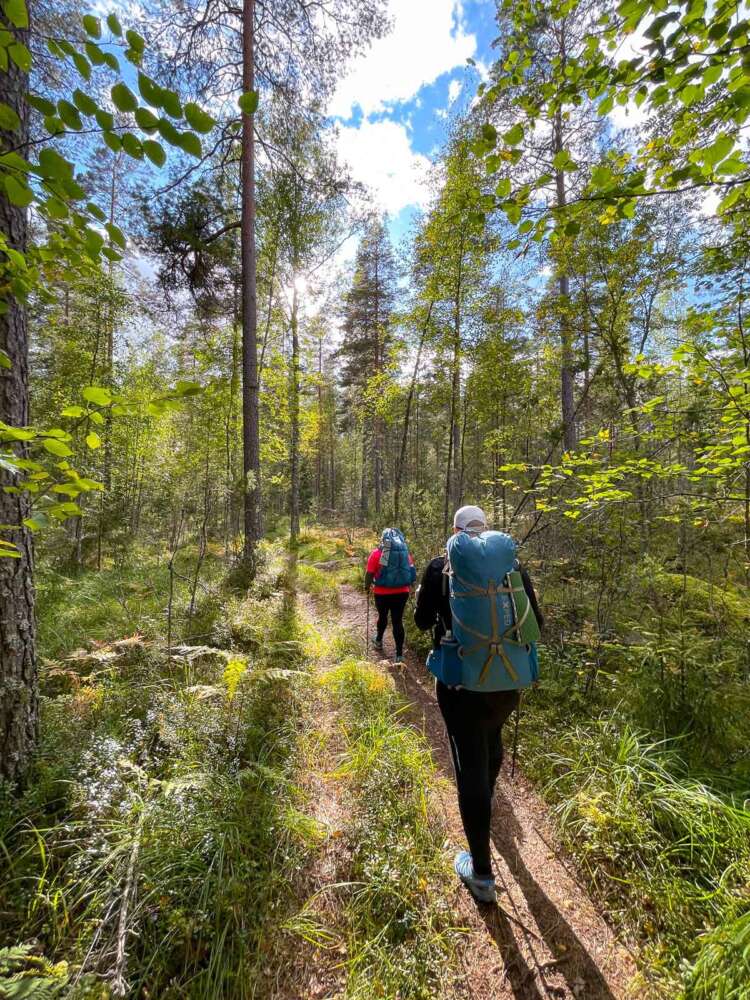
left=337, top=583, right=637, bottom=1000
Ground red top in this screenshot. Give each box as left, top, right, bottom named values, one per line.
left=366, top=548, right=415, bottom=595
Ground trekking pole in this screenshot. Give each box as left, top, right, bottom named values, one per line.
left=511, top=692, right=522, bottom=780
left=365, top=590, right=370, bottom=657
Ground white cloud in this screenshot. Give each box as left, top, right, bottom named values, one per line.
left=336, top=118, right=431, bottom=215
left=329, top=0, right=476, bottom=118
left=448, top=78, right=462, bottom=105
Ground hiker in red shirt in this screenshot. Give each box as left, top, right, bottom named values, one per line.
left=364, top=528, right=417, bottom=664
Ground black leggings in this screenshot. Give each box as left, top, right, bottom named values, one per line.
left=437, top=680, right=519, bottom=878
left=374, top=592, right=409, bottom=655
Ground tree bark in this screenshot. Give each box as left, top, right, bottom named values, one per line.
left=394, top=302, right=431, bottom=522
left=288, top=273, right=300, bottom=543
left=0, top=12, right=37, bottom=785
left=241, top=0, right=261, bottom=563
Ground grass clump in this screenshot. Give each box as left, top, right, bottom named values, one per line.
left=520, top=708, right=750, bottom=997
left=322, top=659, right=459, bottom=999
left=1, top=549, right=321, bottom=999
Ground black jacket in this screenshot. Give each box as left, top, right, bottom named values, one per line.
left=413, top=554, right=544, bottom=649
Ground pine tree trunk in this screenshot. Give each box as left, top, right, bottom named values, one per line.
left=360, top=425, right=368, bottom=524
left=394, top=302, right=431, bottom=522
left=288, top=275, right=300, bottom=543
left=241, top=0, right=261, bottom=563
left=0, top=14, right=37, bottom=784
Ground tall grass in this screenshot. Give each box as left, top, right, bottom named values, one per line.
left=0, top=546, right=321, bottom=999
left=521, top=706, right=750, bottom=996
left=321, top=658, right=460, bottom=999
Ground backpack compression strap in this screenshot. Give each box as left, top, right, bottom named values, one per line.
left=449, top=572, right=530, bottom=684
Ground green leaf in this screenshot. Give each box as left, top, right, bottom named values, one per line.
left=184, top=102, right=215, bottom=134
left=8, top=41, right=31, bottom=71
left=94, top=108, right=115, bottom=132
left=38, top=147, right=72, bottom=179
left=3, top=0, right=28, bottom=29
left=481, top=122, right=497, bottom=146
left=23, top=515, right=47, bottom=531
left=178, top=131, right=202, bottom=158
left=46, top=197, right=68, bottom=220
left=105, top=222, right=126, bottom=248
left=126, top=28, right=145, bottom=51
left=552, top=149, right=575, bottom=170
left=503, top=123, right=524, bottom=146
left=103, top=131, right=123, bottom=153
left=82, top=385, right=113, bottom=406
left=134, top=106, right=159, bottom=132
left=703, top=134, right=734, bottom=166
left=72, top=52, right=91, bottom=81
left=86, top=431, right=101, bottom=449
left=238, top=90, right=259, bottom=114
left=157, top=118, right=181, bottom=145
left=137, top=72, right=162, bottom=107
left=111, top=83, right=138, bottom=113
left=4, top=176, right=32, bottom=207
left=495, top=177, right=511, bottom=198
left=107, top=12, right=122, bottom=35
left=85, top=41, right=106, bottom=66
left=72, top=88, right=98, bottom=117
left=173, top=380, right=202, bottom=396
left=28, top=93, right=55, bottom=116
left=121, top=132, right=143, bottom=158
left=0, top=348, right=10, bottom=369
left=84, top=227, right=104, bottom=257
left=82, top=13, right=101, bottom=37
left=57, top=99, right=83, bottom=131
left=160, top=88, right=182, bottom=118
left=143, top=139, right=166, bottom=167
left=60, top=405, right=84, bottom=417
left=42, top=438, right=73, bottom=457
left=0, top=101, right=20, bottom=131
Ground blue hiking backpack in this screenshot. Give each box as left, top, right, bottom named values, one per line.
left=426, top=530, right=539, bottom=691
left=375, top=528, right=416, bottom=589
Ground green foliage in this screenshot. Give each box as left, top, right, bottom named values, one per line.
left=0, top=945, right=68, bottom=998
left=477, top=0, right=750, bottom=238
left=1, top=551, right=315, bottom=999
left=322, top=658, right=460, bottom=998
left=685, top=909, right=750, bottom=1000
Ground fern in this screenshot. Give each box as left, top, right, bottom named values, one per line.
left=2, top=976, right=62, bottom=999
left=0, top=945, right=68, bottom=1000
left=0, top=948, right=33, bottom=970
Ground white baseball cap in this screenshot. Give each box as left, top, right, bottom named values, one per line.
left=453, top=505, right=487, bottom=532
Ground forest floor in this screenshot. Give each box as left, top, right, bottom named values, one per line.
left=294, top=565, right=637, bottom=1000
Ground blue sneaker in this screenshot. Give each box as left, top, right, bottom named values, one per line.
left=371, top=635, right=384, bottom=651
left=454, top=851, right=496, bottom=904
left=394, top=654, right=403, bottom=664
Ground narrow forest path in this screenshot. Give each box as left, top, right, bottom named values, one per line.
left=330, top=582, right=638, bottom=1000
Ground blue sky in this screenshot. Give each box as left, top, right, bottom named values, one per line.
left=328, top=0, right=500, bottom=251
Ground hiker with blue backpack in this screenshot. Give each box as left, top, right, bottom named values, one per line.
left=364, top=528, right=417, bottom=664
left=414, top=505, right=543, bottom=905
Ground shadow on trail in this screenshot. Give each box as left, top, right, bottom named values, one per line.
left=490, top=792, right=617, bottom=1000
left=382, top=651, right=619, bottom=1000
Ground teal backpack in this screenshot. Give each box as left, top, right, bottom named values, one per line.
left=375, top=528, right=416, bottom=589
left=427, top=530, right=540, bottom=691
